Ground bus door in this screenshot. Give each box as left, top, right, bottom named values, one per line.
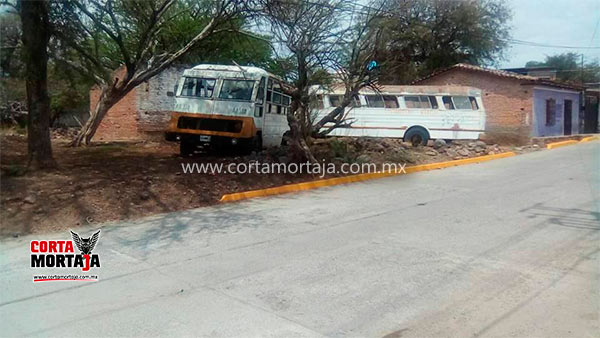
left=254, top=77, right=266, bottom=131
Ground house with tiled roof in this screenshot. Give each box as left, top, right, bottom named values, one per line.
left=413, top=63, right=584, bottom=143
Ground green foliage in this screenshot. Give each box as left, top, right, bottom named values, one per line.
left=525, top=53, right=600, bottom=84
left=51, top=0, right=273, bottom=81
left=329, top=138, right=357, bottom=163
left=0, top=12, right=22, bottom=77
left=147, top=1, right=273, bottom=68
left=178, top=29, right=273, bottom=69
left=47, top=56, right=96, bottom=124
left=5, top=1, right=275, bottom=126
left=375, top=0, right=512, bottom=84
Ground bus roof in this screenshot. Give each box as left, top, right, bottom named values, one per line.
left=315, top=84, right=482, bottom=96
left=184, top=64, right=282, bottom=81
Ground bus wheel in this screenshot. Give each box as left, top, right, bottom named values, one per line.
left=241, top=135, right=262, bottom=155
left=180, top=140, right=195, bottom=157
left=281, top=131, right=291, bottom=146
left=254, top=134, right=263, bottom=152
left=404, top=127, right=429, bottom=147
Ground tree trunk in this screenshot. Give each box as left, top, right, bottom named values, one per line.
left=313, top=92, right=354, bottom=134
left=19, top=0, right=56, bottom=169
left=286, top=106, right=317, bottom=164
left=71, top=85, right=120, bottom=146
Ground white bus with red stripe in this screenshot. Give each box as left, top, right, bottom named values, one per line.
left=313, top=85, right=486, bottom=145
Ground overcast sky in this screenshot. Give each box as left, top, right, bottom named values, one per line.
left=499, top=0, right=600, bottom=68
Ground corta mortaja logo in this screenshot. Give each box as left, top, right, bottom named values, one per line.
left=30, top=230, right=101, bottom=272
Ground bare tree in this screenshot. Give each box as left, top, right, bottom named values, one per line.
left=52, top=0, right=246, bottom=146
left=312, top=3, right=385, bottom=136
left=263, top=0, right=384, bottom=162
left=262, top=0, right=347, bottom=162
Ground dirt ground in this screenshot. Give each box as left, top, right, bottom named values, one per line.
left=0, top=131, right=539, bottom=237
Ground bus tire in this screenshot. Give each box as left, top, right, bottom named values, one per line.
left=241, top=135, right=262, bottom=154
left=281, top=131, right=291, bottom=146
left=254, top=134, right=263, bottom=152
left=404, top=127, right=429, bottom=147
left=180, top=140, right=195, bottom=157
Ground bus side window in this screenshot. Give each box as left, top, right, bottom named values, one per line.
left=383, top=95, right=398, bottom=108
left=469, top=97, right=479, bottom=110
left=329, top=95, right=341, bottom=107
left=366, top=95, right=384, bottom=108
left=417, top=96, right=428, bottom=108
left=442, top=96, right=454, bottom=110
left=330, top=95, right=361, bottom=107
left=428, top=96, right=438, bottom=109
left=452, top=96, right=473, bottom=110
left=404, top=96, right=420, bottom=108
left=310, top=95, right=324, bottom=109
left=266, top=78, right=274, bottom=102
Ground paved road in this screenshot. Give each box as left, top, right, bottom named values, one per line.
left=1, top=142, right=599, bottom=337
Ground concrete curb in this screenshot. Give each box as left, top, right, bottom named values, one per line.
left=220, top=151, right=516, bottom=203
left=579, top=136, right=599, bottom=143
left=545, top=136, right=599, bottom=149
left=546, top=140, right=580, bottom=149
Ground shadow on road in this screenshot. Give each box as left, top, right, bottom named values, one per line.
left=101, top=203, right=269, bottom=258
left=520, top=203, right=600, bottom=230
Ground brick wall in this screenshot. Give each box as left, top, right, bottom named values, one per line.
left=416, top=69, right=534, bottom=143
left=92, top=66, right=184, bottom=141
left=93, top=87, right=142, bottom=141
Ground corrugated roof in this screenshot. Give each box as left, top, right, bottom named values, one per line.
left=412, top=63, right=583, bottom=91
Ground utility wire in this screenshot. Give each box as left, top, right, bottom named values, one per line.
left=508, top=39, right=600, bottom=50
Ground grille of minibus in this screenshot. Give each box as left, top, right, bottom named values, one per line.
left=177, top=117, right=243, bottom=133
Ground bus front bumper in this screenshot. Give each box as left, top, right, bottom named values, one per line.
left=165, top=112, right=257, bottom=144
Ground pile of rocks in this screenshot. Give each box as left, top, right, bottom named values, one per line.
left=429, top=139, right=502, bottom=159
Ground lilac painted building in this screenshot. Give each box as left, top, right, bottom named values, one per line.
left=532, top=87, right=581, bottom=137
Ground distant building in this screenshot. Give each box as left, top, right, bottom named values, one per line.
left=583, top=86, right=599, bottom=134
left=413, top=63, right=583, bottom=142
left=502, top=67, right=558, bottom=80
left=91, top=66, right=185, bottom=141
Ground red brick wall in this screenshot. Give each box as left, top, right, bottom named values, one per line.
left=90, top=67, right=183, bottom=142
left=416, top=69, right=534, bottom=143
left=92, top=88, right=143, bottom=141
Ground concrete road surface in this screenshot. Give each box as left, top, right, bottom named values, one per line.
left=1, top=142, right=599, bottom=337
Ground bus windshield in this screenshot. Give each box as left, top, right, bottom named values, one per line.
left=181, top=77, right=216, bottom=98
left=219, top=79, right=255, bottom=101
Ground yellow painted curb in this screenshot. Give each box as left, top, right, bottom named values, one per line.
left=546, top=140, right=580, bottom=149
left=220, top=151, right=516, bottom=203
left=580, top=136, right=599, bottom=143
